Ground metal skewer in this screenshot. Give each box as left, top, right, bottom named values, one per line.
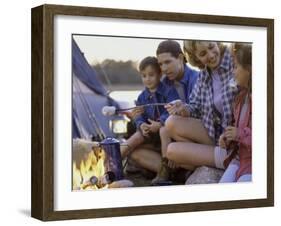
left=116, top=103, right=167, bottom=112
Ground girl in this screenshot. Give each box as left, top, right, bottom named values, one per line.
left=219, top=43, right=252, bottom=182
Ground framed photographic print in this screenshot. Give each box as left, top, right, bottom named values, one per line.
left=31, top=4, right=274, bottom=221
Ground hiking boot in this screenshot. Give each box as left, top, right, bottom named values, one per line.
left=170, top=168, right=193, bottom=184
left=151, top=158, right=172, bottom=185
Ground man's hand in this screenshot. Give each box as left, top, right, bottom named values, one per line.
left=165, top=100, right=189, bottom=117
left=168, top=160, right=177, bottom=169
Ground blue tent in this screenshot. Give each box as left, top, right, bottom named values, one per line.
left=72, top=39, right=118, bottom=140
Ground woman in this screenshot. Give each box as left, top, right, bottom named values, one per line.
left=163, top=41, right=238, bottom=174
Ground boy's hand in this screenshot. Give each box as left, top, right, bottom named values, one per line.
left=131, top=106, right=144, bottom=119
left=168, top=160, right=177, bottom=169
left=147, top=119, right=161, bottom=133
left=218, top=134, right=227, bottom=149
left=224, top=126, right=238, bottom=142
left=140, top=123, right=150, bottom=137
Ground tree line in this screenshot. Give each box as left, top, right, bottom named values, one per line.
left=92, top=59, right=143, bottom=87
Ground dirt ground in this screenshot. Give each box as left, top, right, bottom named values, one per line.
left=123, top=166, right=188, bottom=187
left=124, top=172, right=153, bottom=187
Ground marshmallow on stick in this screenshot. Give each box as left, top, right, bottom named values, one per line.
left=102, top=106, right=117, bottom=116
left=102, top=100, right=181, bottom=116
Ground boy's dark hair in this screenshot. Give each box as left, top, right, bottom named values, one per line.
left=156, top=40, right=187, bottom=63
left=139, top=56, right=161, bottom=74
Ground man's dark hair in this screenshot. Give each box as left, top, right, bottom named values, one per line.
left=156, top=40, right=187, bottom=63
left=139, top=56, right=161, bottom=74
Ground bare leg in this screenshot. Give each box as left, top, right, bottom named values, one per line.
left=159, top=127, right=171, bottom=158
left=130, top=145, right=161, bottom=173
left=179, top=164, right=196, bottom=171
left=160, top=126, right=193, bottom=169
left=165, top=115, right=214, bottom=145
left=167, top=142, right=216, bottom=167
left=120, top=131, right=145, bottom=158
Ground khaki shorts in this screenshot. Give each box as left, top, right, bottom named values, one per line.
left=214, top=146, right=228, bottom=169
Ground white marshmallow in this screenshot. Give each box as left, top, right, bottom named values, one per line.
left=102, top=106, right=116, bottom=116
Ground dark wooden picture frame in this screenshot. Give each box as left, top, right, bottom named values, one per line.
left=31, top=4, right=274, bottom=221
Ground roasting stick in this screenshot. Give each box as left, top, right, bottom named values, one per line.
left=102, top=100, right=181, bottom=116
left=117, top=103, right=167, bottom=112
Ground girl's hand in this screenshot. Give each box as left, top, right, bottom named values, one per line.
left=218, top=134, right=227, bottom=149
left=140, top=123, right=150, bottom=137
left=147, top=119, right=161, bottom=133
left=165, top=100, right=189, bottom=117
left=224, top=126, right=238, bottom=142
left=131, top=106, right=144, bottom=119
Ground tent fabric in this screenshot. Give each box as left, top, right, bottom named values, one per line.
left=72, top=38, right=119, bottom=140
left=72, top=39, right=107, bottom=96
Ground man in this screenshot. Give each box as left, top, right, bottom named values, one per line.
left=129, top=40, right=198, bottom=185
left=150, top=40, right=199, bottom=184
left=157, top=40, right=198, bottom=104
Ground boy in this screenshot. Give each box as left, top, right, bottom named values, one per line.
left=121, top=56, right=179, bottom=161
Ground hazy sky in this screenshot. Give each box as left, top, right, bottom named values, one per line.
left=73, top=35, right=183, bottom=65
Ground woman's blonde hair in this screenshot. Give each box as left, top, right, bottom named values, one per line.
left=183, top=40, right=225, bottom=69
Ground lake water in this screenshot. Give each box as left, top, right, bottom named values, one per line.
left=109, top=90, right=142, bottom=108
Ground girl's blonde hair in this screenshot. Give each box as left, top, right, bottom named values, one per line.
left=183, top=40, right=225, bottom=69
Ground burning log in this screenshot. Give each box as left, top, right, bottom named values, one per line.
left=97, top=171, right=116, bottom=188
left=80, top=173, right=134, bottom=189
left=81, top=176, right=99, bottom=190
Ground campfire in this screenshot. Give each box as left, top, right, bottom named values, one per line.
left=72, top=139, right=134, bottom=190
left=73, top=147, right=112, bottom=190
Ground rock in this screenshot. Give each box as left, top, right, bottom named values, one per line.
left=185, top=166, right=224, bottom=184
left=108, top=179, right=134, bottom=188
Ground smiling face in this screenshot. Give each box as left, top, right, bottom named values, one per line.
left=194, top=42, right=221, bottom=70
left=157, top=52, right=184, bottom=81
left=140, top=65, right=161, bottom=92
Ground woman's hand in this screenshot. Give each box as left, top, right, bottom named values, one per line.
left=218, top=134, right=227, bottom=149
left=131, top=106, right=144, bottom=119
left=165, top=100, right=189, bottom=117
left=224, top=126, right=238, bottom=142
left=146, top=119, right=161, bottom=133
left=140, top=122, right=150, bottom=137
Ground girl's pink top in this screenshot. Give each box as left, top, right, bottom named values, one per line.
left=233, top=89, right=252, bottom=180
left=223, top=88, right=252, bottom=181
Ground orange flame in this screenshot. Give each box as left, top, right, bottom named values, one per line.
left=72, top=147, right=107, bottom=190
